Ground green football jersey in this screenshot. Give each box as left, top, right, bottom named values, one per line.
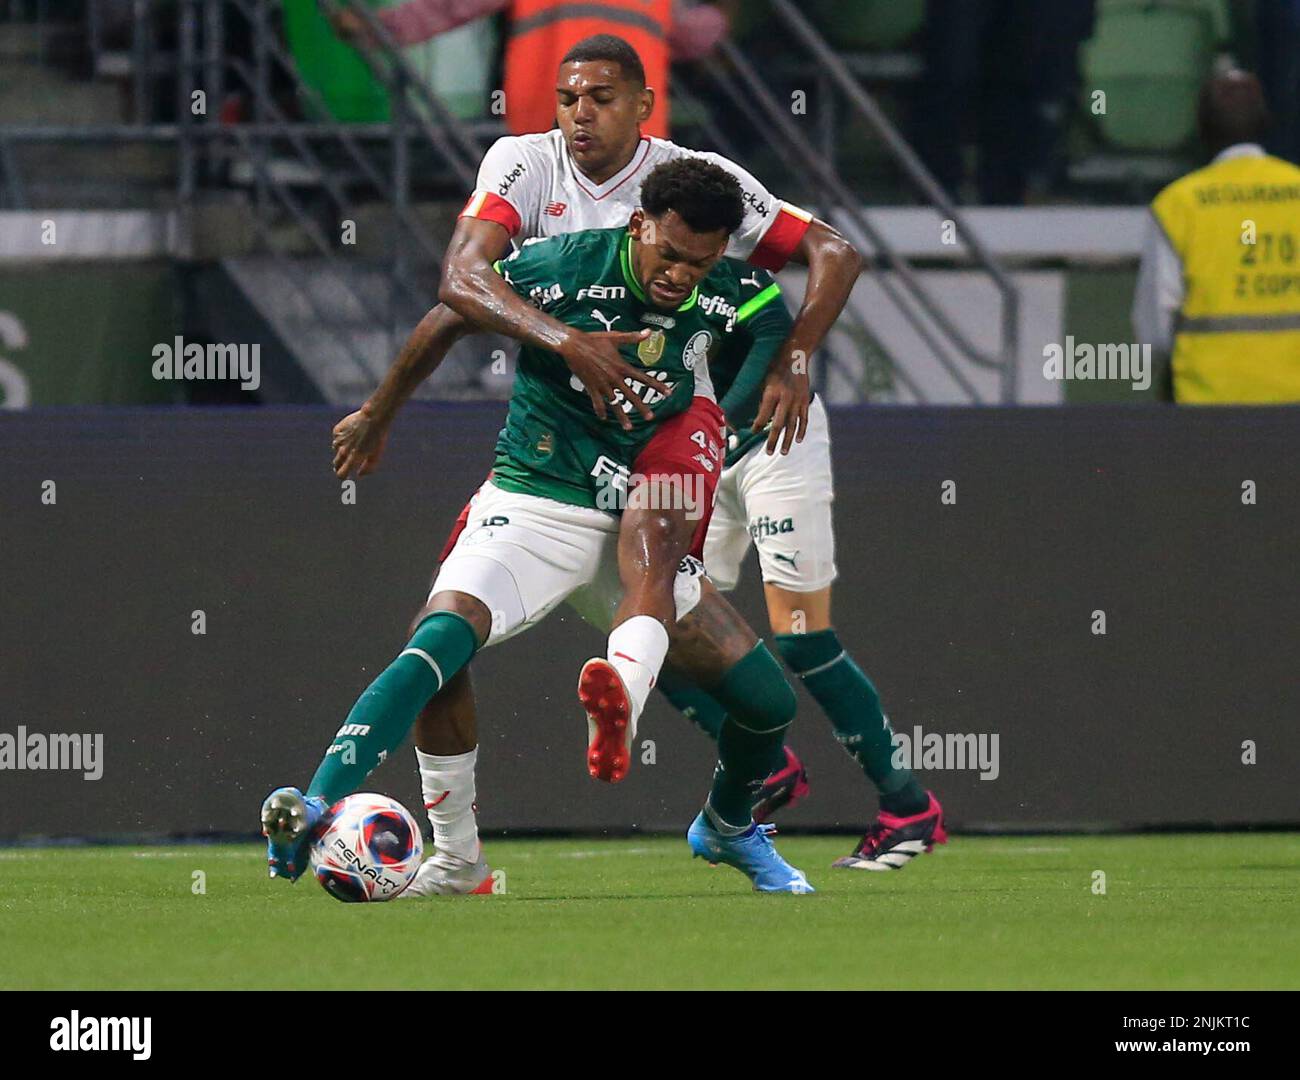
left=489, top=226, right=746, bottom=509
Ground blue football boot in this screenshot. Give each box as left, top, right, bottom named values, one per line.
left=687, top=811, right=814, bottom=894
left=261, top=786, right=330, bottom=882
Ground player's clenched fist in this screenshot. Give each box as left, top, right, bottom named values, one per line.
left=559, top=327, right=656, bottom=431
left=332, top=406, right=390, bottom=479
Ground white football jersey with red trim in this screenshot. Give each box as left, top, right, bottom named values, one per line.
left=460, top=129, right=812, bottom=270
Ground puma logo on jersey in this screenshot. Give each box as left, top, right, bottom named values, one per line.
left=741, top=273, right=763, bottom=289
left=590, top=308, right=619, bottom=332
left=772, top=551, right=799, bottom=569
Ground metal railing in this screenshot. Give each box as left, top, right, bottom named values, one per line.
left=2, top=0, right=1022, bottom=403
left=0, top=0, right=495, bottom=391
left=686, top=0, right=1022, bottom=403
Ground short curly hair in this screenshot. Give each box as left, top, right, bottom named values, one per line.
left=561, top=35, right=646, bottom=86
left=640, top=158, right=745, bottom=237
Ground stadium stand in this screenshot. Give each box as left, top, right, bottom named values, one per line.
left=1083, top=0, right=1229, bottom=152
left=1, top=1, right=1294, bottom=407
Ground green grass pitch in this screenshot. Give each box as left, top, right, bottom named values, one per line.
left=2, top=833, right=1297, bottom=990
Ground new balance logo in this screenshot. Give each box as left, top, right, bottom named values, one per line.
left=544, top=201, right=567, bottom=216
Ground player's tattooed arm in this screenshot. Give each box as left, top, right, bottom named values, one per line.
left=664, top=580, right=760, bottom=689
left=439, top=216, right=655, bottom=430
left=331, top=303, right=473, bottom=479
left=754, top=218, right=862, bottom=454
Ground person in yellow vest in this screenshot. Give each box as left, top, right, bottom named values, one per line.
left=1132, top=70, right=1300, bottom=403
left=332, top=0, right=732, bottom=139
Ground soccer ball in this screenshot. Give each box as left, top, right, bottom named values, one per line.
left=310, top=793, right=423, bottom=902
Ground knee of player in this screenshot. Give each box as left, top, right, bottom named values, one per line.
left=721, top=643, right=797, bottom=734
left=413, top=590, right=493, bottom=646
left=622, top=507, right=690, bottom=565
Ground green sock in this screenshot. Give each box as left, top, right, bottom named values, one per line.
left=706, top=642, right=796, bottom=829
left=656, top=664, right=728, bottom=739
left=774, top=629, right=928, bottom=816
left=307, top=612, right=479, bottom=805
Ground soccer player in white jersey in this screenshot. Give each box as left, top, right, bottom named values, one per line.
left=330, top=34, right=944, bottom=891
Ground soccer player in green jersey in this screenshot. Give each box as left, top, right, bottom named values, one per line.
left=328, top=36, right=944, bottom=882
left=263, top=160, right=815, bottom=893
left=656, top=267, right=946, bottom=870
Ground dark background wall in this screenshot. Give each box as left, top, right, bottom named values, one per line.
left=0, top=405, right=1296, bottom=839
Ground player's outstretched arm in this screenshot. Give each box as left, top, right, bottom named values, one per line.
left=753, top=218, right=862, bottom=454
left=331, top=302, right=472, bottom=479
left=438, top=216, right=655, bottom=430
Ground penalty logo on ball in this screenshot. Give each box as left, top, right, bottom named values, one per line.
left=309, top=793, right=423, bottom=902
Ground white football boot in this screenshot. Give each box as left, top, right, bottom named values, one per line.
left=397, top=845, right=493, bottom=898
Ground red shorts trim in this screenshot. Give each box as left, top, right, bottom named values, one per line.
left=632, top=396, right=726, bottom=560
left=437, top=471, right=494, bottom=563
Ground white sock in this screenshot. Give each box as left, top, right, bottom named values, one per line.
left=414, top=747, right=480, bottom=863
left=607, top=615, right=670, bottom=723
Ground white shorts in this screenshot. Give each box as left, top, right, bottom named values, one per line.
left=704, top=394, right=837, bottom=593
left=429, top=480, right=705, bottom=645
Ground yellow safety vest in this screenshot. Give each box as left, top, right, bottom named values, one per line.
left=1152, top=153, right=1300, bottom=403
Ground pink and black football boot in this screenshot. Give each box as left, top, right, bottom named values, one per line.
left=751, top=746, right=811, bottom=824
left=832, top=792, right=947, bottom=871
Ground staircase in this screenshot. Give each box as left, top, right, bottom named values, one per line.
left=221, top=255, right=510, bottom=402
left=4, top=0, right=1025, bottom=404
